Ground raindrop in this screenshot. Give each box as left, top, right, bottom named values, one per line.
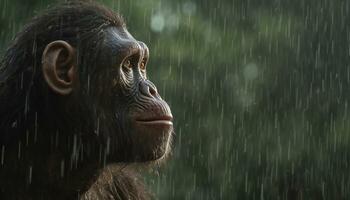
left=17, top=141, right=21, bottom=160
left=87, top=74, right=90, bottom=93
left=106, top=137, right=110, bottom=155
left=34, top=112, right=38, bottom=143
left=103, top=149, right=107, bottom=167
left=60, top=160, right=65, bottom=178
left=1, top=145, right=4, bottom=165
left=99, top=145, right=102, bottom=164
left=72, top=134, right=77, bottom=157
left=28, top=166, right=32, bottom=184
left=95, top=118, right=100, bottom=136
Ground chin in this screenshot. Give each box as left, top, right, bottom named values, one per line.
left=131, top=119, right=173, bottom=162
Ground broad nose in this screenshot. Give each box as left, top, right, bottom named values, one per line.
left=139, top=80, right=159, bottom=98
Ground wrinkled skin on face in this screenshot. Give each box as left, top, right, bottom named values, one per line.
left=88, top=27, right=173, bottom=162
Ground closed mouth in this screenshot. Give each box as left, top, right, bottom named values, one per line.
left=135, top=116, right=173, bottom=125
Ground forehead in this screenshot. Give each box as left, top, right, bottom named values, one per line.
left=103, top=26, right=141, bottom=58
left=106, top=26, right=136, bottom=43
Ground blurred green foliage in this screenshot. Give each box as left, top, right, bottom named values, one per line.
left=1, top=0, right=350, bottom=199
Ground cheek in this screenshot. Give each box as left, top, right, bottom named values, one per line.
left=112, top=73, right=136, bottom=100
left=87, top=71, right=117, bottom=104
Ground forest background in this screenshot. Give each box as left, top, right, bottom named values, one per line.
left=1, top=0, right=349, bottom=199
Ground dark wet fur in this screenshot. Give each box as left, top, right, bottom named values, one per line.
left=0, top=1, right=152, bottom=199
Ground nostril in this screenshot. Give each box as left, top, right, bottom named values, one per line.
left=139, top=80, right=158, bottom=98
left=149, top=87, right=157, bottom=96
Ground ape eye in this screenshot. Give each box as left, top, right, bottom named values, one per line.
left=123, top=59, right=132, bottom=69
left=140, top=59, right=147, bottom=70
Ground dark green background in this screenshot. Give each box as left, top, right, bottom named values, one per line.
left=1, top=0, right=350, bottom=199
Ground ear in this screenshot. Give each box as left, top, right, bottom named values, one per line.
left=42, top=40, right=77, bottom=95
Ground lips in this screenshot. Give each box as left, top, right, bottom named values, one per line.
left=135, top=115, right=173, bottom=125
